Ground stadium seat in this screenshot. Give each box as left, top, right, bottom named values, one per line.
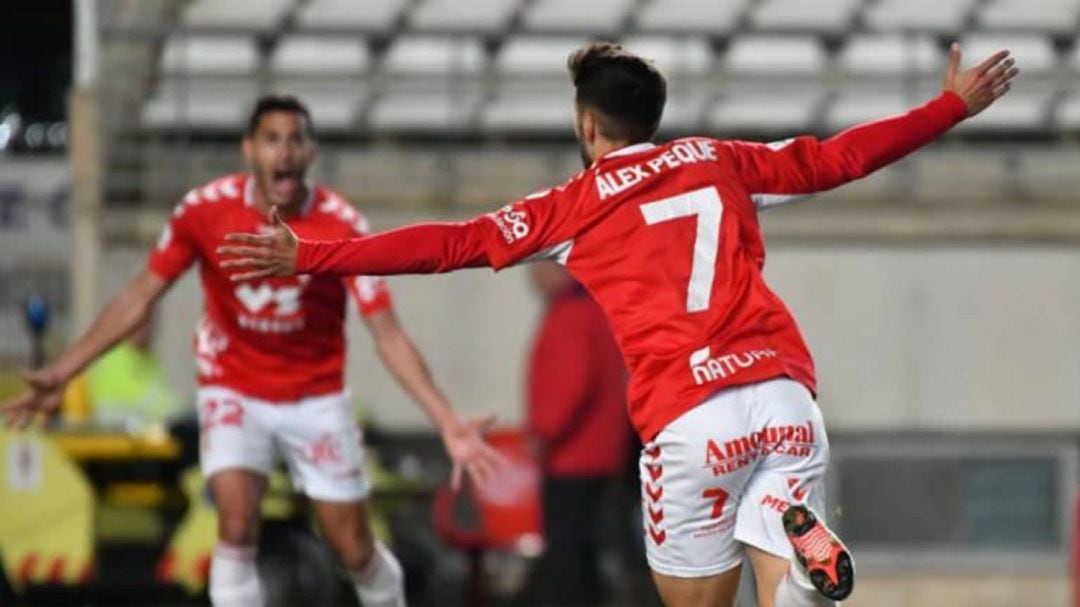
left=619, top=36, right=713, bottom=76
left=383, top=36, right=487, bottom=75
left=270, top=79, right=366, bottom=130
left=160, top=35, right=259, bottom=75
left=141, top=79, right=258, bottom=130
left=725, top=36, right=827, bottom=76
left=976, top=0, right=1080, bottom=34
left=864, top=0, right=976, bottom=33
left=296, top=0, right=409, bottom=32
left=954, top=92, right=1052, bottom=132
left=181, top=0, right=292, bottom=32
left=408, top=0, right=520, bottom=34
left=368, top=86, right=482, bottom=133
left=1053, top=92, right=1080, bottom=131
left=749, top=0, right=863, bottom=35
left=270, top=36, right=371, bottom=75
left=495, top=36, right=589, bottom=75
left=960, top=34, right=1058, bottom=74
left=824, top=87, right=912, bottom=131
left=521, top=0, right=634, bottom=34
left=707, top=84, right=825, bottom=133
left=837, top=35, right=943, bottom=75
left=657, top=87, right=711, bottom=134
left=482, top=82, right=576, bottom=133
left=634, top=0, right=749, bottom=35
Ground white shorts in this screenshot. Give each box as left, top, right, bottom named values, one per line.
left=196, top=386, right=369, bottom=502
left=641, top=378, right=830, bottom=578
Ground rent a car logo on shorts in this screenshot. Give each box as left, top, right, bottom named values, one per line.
left=489, top=204, right=531, bottom=244
left=689, top=345, right=778, bottom=386
left=705, top=423, right=815, bottom=476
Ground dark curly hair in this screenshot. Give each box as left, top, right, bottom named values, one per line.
left=567, top=42, right=667, bottom=143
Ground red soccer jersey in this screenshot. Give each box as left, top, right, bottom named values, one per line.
left=480, top=139, right=820, bottom=441
left=294, top=92, right=968, bottom=439
left=148, top=174, right=392, bottom=402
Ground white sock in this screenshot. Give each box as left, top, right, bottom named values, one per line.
left=773, top=563, right=836, bottom=607
left=348, top=542, right=406, bottom=607
left=209, top=543, right=265, bottom=607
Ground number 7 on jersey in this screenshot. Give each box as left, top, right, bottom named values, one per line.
left=639, top=186, right=724, bottom=313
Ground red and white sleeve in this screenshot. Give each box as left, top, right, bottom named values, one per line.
left=147, top=201, right=198, bottom=281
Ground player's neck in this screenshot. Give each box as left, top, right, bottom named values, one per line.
left=252, top=183, right=310, bottom=218
left=592, top=138, right=633, bottom=161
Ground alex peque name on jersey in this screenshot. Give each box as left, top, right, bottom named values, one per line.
left=596, top=139, right=718, bottom=201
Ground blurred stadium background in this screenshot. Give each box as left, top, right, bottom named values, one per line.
left=2, top=0, right=1080, bottom=605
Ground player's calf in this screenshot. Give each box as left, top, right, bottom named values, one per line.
left=782, top=505, right=854, bottom=602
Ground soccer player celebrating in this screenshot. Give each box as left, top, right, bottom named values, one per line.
left=2, top=96, right=503, bottom=607
left=217, top=44, right=1017, bottom=606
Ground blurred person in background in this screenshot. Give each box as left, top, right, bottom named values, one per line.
left=84, top=314, right=181, bottom=430
left=524, top=261, right=630, bottom=606
left=1, top=95, right=503, bottom=607
left=218, top=43, right=1018, bottom=607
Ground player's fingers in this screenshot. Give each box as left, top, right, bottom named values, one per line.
left=991, top=66, right=1020, bottom=87
left=476, top=413, right=497, bottom=432
left=219, top=258, right=264, bottom=269
left=992, top=82, right=1011, bottom=99
left=229, top=268, right=274, bottom=282
left=946, top=42, right=961, bottom=83
left=973, top=49, right=1009, bottom=76
left=983, top=57, right=1015, bottom=83
left=270, top=206, right=287, bottom=228
left=224, top=233, right=272, bottom=245
left=451, top=462, right=463, bottom=492
left=216, top=245, right=271, bottom=258
left=1, top=392, right=33, bottom=414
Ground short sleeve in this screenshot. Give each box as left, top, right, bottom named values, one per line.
left=475, top=176, right=585, bottom=270
left=147, top=202, right=198, bottom=281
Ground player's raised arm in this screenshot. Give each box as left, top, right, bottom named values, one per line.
left=218, top=207, right=492, bottom=280
left=1, top=270, right=169, bottom=429
left=220, top=182, right=582, bottom=280
left=730, top=44, right=1019, bottom=204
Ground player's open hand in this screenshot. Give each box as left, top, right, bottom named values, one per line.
left=943, top=43, right=1019, bottom=117
left=217, top=206, right=299, bottom=281
left=1, top=368, right=64, bottom=430
left=441, top=414, right=509, bottom=492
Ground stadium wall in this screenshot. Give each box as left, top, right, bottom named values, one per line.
left=96, top=213, right=1080, bottom=433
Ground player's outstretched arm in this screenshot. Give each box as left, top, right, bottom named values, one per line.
left=1, top=270, right=169, bottom=429
left=364, top=309, right=506, bottom=491
left=218, top=207, right=491, bottom=281
left=735, top=44, right=1019, bottom=199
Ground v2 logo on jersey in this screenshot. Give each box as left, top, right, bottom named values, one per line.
left=234, top=278, right=310, bottom=334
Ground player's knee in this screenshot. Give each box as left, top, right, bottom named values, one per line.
left=333, top=531, right=377, bottom=572
left=217, top=509, right=259, bottom=546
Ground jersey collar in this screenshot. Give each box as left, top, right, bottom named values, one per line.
left=602, top=142, right=658, bottom=159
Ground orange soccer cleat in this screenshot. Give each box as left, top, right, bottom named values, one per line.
left=782, top=504, right=855, bottom=601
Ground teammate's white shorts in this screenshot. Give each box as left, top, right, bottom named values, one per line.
left=641, top=378, right=829, bottom=577
left=196, top=386, right=369, bottom=502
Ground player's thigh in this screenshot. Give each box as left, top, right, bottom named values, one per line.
left=208, top=468, right=268, bottom=543
left=273, top=391, right=370, bottom=502
left=196, top=387, right=276, bottom=481
left=642, top=384, right=759, bottom=580
left=744, top=544, right=792, bottom=607
left=734, top=378, right=830, bottom=561
left=652, top=566, right=742, bottom=607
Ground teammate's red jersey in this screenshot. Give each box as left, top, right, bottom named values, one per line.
left=149, top=174, right=392, bottom=401
left=292, top=92, right=968, bottom=439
